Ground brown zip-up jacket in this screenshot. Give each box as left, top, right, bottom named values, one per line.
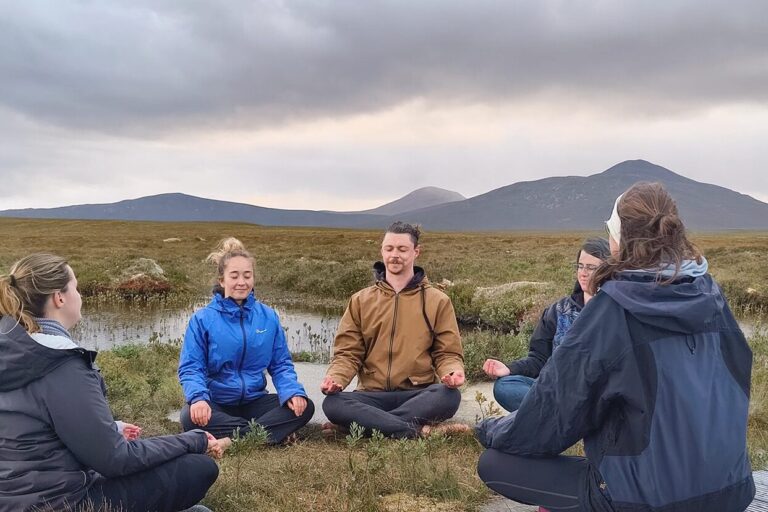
left=326, top=263, right=464, bottom=391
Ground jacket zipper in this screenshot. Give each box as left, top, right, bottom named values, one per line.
left=386, top=293, right=399, bottom=391
left=238, top=305, right=248, bottom=404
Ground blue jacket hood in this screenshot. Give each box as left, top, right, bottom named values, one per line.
left=600, top=272, right=724, bottom=333
left=209, top=290, right=256, bottom=314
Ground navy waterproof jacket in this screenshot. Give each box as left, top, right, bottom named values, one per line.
left=179, top=292, right=306, bottom=407
left=477, top=272, right=755, bottom=512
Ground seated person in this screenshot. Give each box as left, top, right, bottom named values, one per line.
left=482, top=237, right=609, bottom=411
left=0, top=254, right=220, bottom=512
left=321, top=222, right=467, bottom=438
left=179, top=237, right=314, bottom=447
left=475, top=183, right=754, bottom=512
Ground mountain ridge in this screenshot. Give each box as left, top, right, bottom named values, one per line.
left=2, top=160, right=767, bottom=231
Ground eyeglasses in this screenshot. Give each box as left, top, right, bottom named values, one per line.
left=572, top=263, right=600, bottom=273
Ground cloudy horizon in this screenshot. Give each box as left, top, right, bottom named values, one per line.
left=1, top=1, right=766, bottom=211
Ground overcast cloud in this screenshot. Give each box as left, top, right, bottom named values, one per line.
left=0, top=1, right=766, bottom=211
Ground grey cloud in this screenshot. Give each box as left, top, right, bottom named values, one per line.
left=1, top=1, right=766, bottom=135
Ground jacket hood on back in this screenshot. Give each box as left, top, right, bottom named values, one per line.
left=600, top=272, right=724, bottom=333
left=0, top=316, right=91, bottom=392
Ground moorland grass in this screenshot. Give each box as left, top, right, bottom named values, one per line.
left=98, top=326, right=767, bottom=511
left=1, top=218, right=765, bottom=324
left=3, top=218, right=767, bottom=510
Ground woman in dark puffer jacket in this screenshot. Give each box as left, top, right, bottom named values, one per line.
left=0, top=253, right=221, bottom=512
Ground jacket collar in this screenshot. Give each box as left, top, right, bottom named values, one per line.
left=373, top=261, right=427, bottom=293
left=210, top=290, right=257, bottom=314
left=569, top=281, right=586, bottom=309
left=0, top=316, right=96, bottom=391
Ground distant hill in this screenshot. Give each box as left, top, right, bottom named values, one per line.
left=0, top=193, right=388, bottom=228
left=359, top=187, right=465, bottom=216
left=391, top=160, right=768, bottom=231
left=2, top=160, right=767, bottom=230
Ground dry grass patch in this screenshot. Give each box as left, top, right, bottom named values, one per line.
left=205, top=428, right=488, bottom=512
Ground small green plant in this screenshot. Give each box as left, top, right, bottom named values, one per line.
left=474, top=391, right=503, bottom=424
left=345, top=421, right=366, bottom=449
left=227, top=421, right=270, bottom=497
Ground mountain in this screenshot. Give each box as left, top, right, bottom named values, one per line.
left=2, top=160, right=767, bottom=230
left=390, top=160, right=768, bottom=231
left=0, top=193, right=388, bottom=228
left=359, top=187, right=465, bottom=216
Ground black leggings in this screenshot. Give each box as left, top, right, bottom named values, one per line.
left=322, top=384, right=461, bottom=438
left=82, top=453, right=218, bottom=512
left=477, top=449, right=613, bottom=511
left=181, top=394, right=314, bottom=444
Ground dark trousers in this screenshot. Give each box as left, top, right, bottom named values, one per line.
left=180, top=394, right=314, bottom=444
left=477, top=449, right=614, bottom=511
left=81, top=453, right=218, bottom=512
left=322, top=383, right=461, bottom=438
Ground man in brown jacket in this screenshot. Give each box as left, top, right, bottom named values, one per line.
left=320, top=221, right=466, bottom=438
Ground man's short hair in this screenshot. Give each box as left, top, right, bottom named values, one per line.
left=385, top=221, right=421, bottom=246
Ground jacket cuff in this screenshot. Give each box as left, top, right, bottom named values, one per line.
left=188, top=393, right=210, bottom=405
left=437, top=364, right=464, bottom=378
left=278, top=390, right=307, bottom=407
left=184, top=429, right=210, bottom=454
left=328, top=372, right=352, bottom=390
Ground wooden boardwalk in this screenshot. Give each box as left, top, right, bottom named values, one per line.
left=481, top=470, right=768, bottom=511
left=749, top=470, right=768, bottom=512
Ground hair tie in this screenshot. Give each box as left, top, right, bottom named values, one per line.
left=9, top=274, right=17, bottom=288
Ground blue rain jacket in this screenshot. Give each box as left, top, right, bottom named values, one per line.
left=179, top=292, right=306, bottom=406
left=477, top=272, right=755, bottom=512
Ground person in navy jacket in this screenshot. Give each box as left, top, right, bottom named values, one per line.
left=179, top=237, right=314, bottom=448
left=476, top=182, right=755, bottom=512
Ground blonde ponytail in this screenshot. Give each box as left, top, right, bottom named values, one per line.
left=206, top=237, right=253, bottom=284
left=0, top=254, right=71, bottom=333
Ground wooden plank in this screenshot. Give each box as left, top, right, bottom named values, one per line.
left=481, top=471, right=768, bottom=511
left=747, top=471, right=768, bottom=512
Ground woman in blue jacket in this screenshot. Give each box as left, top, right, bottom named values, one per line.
left=476, top=182, right=754, bottom=512
left=179, top=237, right=314, bottom=447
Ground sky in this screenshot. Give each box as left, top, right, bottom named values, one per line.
left=1, top=1, right=767, bottom=212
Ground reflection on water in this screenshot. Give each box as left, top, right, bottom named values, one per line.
left=70, top=299, right=762, bottom=356
left=72, top=298, right=340, bottom=357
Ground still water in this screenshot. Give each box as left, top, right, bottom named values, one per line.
left=72, top=298, right=341, bottom=356
left=71, top=298, right=762, bottom=355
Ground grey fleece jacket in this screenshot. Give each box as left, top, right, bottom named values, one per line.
left=0, top=316, right=209, bottom=512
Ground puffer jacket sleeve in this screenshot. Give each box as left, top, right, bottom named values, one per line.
left=506, top=302, right=557, bottom=378
left=44, top=358, right=208, bottom=478
left=326, top=296, right=366, bottom=389
left=431, top=293, right=464, bottom=378
left=477, top=294, right=628, bottom=456
left=267, top=310, right=307, bottom=406
left=178, top=314, right=211, bottom=404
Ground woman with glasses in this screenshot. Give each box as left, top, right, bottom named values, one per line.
left=482, top=237, right=610, bottom=412
left=476, top=182, right=754, bottom=512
